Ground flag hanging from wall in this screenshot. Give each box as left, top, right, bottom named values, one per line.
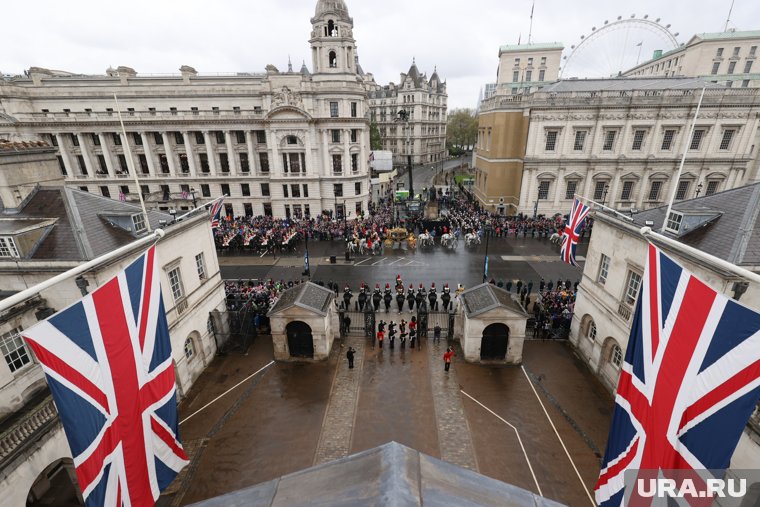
left=559, top=197, right=590, bottom=266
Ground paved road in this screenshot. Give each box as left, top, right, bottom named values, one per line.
left=395, top=157, right=467, bottom=195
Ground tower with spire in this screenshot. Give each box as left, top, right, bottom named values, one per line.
left=309, top=0, right=358, bottom=75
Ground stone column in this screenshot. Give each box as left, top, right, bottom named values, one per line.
left=119, top=132, right=136, bottom=174
left=636, top=168, right=651, bottom=209
left=343, top=129, right=351, bottom=174
left=161, top=132, right=177, bottom=176
left=269, top=130, right=280, bottom=175
left=203, top=131, right=218, bottom=174
left=76, top=133, right=95, bottom=175
left=608, top=168, right=622, bottom=209
left=245, top=131, right=257, bottom=174
left=521, top=169, right=535, bottom=214
left=224, top=131, right=238, bottom=174
left=140, top=132, right=156, bottom=175
left=55, top=134, right=74, bottom=175
left=553, top=167, right=565, bottom=209
left=304, top=128, right=314, bottom=176
left=98, top=133, right=116, bottom=176
left=182, top=131, right=198, bottom=177
left=582, top=167, right=595, bottom=201
left=322, top=129, right=330, bottom=176
left=358, top=128, right=367, bottom=175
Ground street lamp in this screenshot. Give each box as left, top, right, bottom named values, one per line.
left=482, top=224, right=492, bottom=283
left=190, top=187, right=197, bottom=208
left=395, top=109, right=414, bottom=200
left=601, top=184, right=610, bottom=207
left=695, top=182, right=704, bottom=198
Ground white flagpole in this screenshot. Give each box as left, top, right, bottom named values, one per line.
left=661, top=86, right=706, bottom=233
left=0, top=229, right=165, bottom=314
left=574, top=193, right=634, bottom=222
left=114, top=94, right=152, bottom=232
left=176, top=195, right=227, bottom=222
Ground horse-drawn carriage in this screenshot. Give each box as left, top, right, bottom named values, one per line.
left=384, top=227, right=416, bottom=250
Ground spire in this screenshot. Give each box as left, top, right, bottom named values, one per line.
left=288, top=56, right=293, bottom=73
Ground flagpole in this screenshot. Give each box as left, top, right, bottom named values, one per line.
left=114, top=94, right=152, bottom=232
left=640, top=227, right=760, bottom=285
left=0, top=229, right=165, bottom=315
left=574, top=194, right=634, bottom=222
left=176, top=195, right=226, bottom=222
left=661, top=86, right=706, bottom=233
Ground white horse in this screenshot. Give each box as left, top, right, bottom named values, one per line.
left=346, top=240, right=358, bottom=255
left=550, top=232, right=563, bottom=245
left=465, top=233, right=481, bottom=247
left=358, top=238, right=369, bottom=255
left=441, top=233, right=456, bottom=249
left=418, top=232, right=434, bottom=248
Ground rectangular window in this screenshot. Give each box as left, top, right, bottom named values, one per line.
left=138, top=154, right=149, bottom=174
left=141, top=185, right=150, bottom=196
left=201, top=184, right=210, bottom=197
left=239, top=153, right=249, bottom=172
left=602, top=130, right=617, bottom=151
left=525, top=70, right=532, bottom=82
left=215, top=131, right=224, bottom=144
left=598, top=254, right=610, bottom=285
left=716, top=48, right=724, bottom=57
left=167, top=267, right=185, bottom=302
left=539, top=70, right=546, bottom=81
left=97, top=155, right=107, bottom=172
left=621, top=181, right=634, bottom=201
left=241, top=183, right=250, bottom=197
left=255, top=130, right=267, bottom=144
left=330, top=101, right=339, bottom=117
left=331, top=129, right=341, bottom=143
left=235, top=131, right=245, bottom=144
left=690, top=129, right=705, bottom=150
left=244, top=203, right=253, bottom=216
left=540, top=56, right=547, bottom=65
left=537, top=181, right=550, bottom=200
left=57, top=156, right=67, bottom=175
left=100, top=186, right=111, bottom=198
left=263, top=203, right=273, bottom=217
left=632, top=130, right=646, bottom=150
left=334, top=183, right=343, bottom=197
left=350, top=102, right=358, bottom=118
left=728, top=61, right=737, bottom=74
left=351, top=129, right=358, bottom=143
left=593, top=181, right=607, bottom=201
left=648, top=180, right=663, bottom=201
left=132, top=213, right=146, bottom=233
left=512, top=71, right=519, bottom=82
left=175, top=132, right=184, bottom=145
left=545, top=130, right=558, bottom=151
left=565, top=181, right=578, bottom=200
left=751, top=46, right=758, bottom=57
left=573, top=130, right=587, bottom=151
left=303, top=184, right=309, bottom=198
left=720, top=129, right=735, bottom=150
left=1, top=328, right=31, bottom=373
left=195, top=252, right=207, bottom=280
left=220, top=183, right=230, bottom=196
left=706, top=180, right=720, bottom=195
left=355, top=182, right=361, bottom=195
left=259, top=153, right=270, bottom=173
left=113, top=133, right=122, bottom=146
left=118, top=154, right=128, bottom=172
left=261, top=183, right=270, bottom=197
left=199, top=153, right=209, bottom=172
left=219, top=153, right=229, bottom=172
left=71, top=134, right=80, bottom=146
left=332, top=154, right=343, bottom=173
left=675, top=180, right=690, bottom=200
left=291, top=184, right=300, bottom=198
left=711, top=62, right=720, bottom=75
left=624, top=270, right=643, bottom=306
left=744, top=61, right=754, bottom=74
left=733, top=46, right=740, bottom=57
left=0, top=237, right=20, bottom=258
left=351, top=153, right=359, bottom=172
left=91, top=133, right=101, bottom=146
left=282, top=184, right=289, bottom=198
left=666, top=211, right=684, bottom=233
left=191, top=107, right=199, bottom=115
left=661, top=129, right=676, bottom=150
left=133, top=133, right=143, bottom=146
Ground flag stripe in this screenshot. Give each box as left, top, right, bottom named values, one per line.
left=138, top=246, right=155, bottom=351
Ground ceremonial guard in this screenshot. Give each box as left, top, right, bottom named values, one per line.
left=441, top=284, right=452, bottom=311
left=372, top=284, right=382, bottom=311
left=428, top=283, right=438, bottom=311
left=416, top=284, right=426, bottom=310
left=343, top=285, right=353, bottom=310
left=357, top=283, right=367, bottom=311
left=400, top=319, right=407, bottom=349
left=383, top=284, right=392, bottom=313
left=406, top=284, right=416, bottom=311
left=396, top=284, right=406, bottom=313
left=388, top=321, right=397, bottom=349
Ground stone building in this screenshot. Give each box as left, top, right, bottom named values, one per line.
left=495, top=42, right=563, bottom=95
left=0, top=0, right=372, bottom=221
left=367, top=61, right=447, bottom=167
left=569, top=184, right=760, bottom=482
left=0, top=141, right=226, bottom=505
left=623, top=30, right=760, bottom=89
left=474, top=78, right=760, bottom=216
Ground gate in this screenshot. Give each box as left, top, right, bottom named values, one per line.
left=481, top=323, right=509, bottom=360
left=213, top=308, right=258, bottom=354
left=419, top=309, right=455, bottom=339
left=344, top=310, right=375, bottom=336
left=286, top=321, right=314, bottom=358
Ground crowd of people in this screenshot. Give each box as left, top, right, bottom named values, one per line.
left=531, top=281, right=578, bottom=339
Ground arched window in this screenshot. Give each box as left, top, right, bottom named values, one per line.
left=587, top=321, right=597, bottom=341
left=327, top=20, right=337, bottom=37
left=329, top=51, right=337, bottom=68
left=611, top=344, right=623, bottom=368
left=184, top=337, right=195, bottom=360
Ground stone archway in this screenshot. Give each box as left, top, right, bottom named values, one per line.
left=286, top=321, right=314, bottom=358
left=481, top=323, right=509, bottom=360
left=27, top=458, right=83, bottom=506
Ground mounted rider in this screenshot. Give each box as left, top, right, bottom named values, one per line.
left=372, top=284, right=382, bottom=311
left=383, top=283, right=392, bottom=313
left=428, top=283, right=438, bottom=311
left=441, top=283, right=452, bottom=311
left=406, top=284, right=416, bottom=311
left=416, top=284, right=426, bottom=309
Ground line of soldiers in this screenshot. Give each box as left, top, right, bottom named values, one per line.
left=337, top=277, right=455, bottom=313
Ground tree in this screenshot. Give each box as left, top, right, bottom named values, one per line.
left=446, top=108, right=478, bottom=152
left=369, top=120, right=382, bottom=151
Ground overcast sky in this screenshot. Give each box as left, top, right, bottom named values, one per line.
left=3, top=0, right=758, bottom=109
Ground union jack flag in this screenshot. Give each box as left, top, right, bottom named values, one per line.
left=595, top=244, right=760, bottom=506
left=23, top=246, right=188, bottom=506
left=209, top=198, right=224, bottom=229
left=559, top=198, right=590, bottom=266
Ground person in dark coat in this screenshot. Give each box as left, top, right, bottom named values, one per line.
left=347, top=347, right=355, bottom=369
left=539, top=278, right=545, bottom=293
left=516, top=280, right=523, bottom=294
left=357, top=283, right=367, bottom=311
left=506, top=280, right=513, bottom=292
left=428, top=283, right=438, bottom=311
left=407, top=284, right=416, bottom=311
left=441, top=284, right=451, bottom=311
left=372, top=284, right=382, bottom=311
left=396, top=287, right=405, bottom=313
left=527, top=281, right=533, bottom=295
left=416, top=284, right=426, bottom=309
left=343, top=286, right=353, bottom=310
left=383, top=284, right=392, bottom=313
left=547, top=280, right=554, bottom=292
left=388, top=321, right=396, bottom=349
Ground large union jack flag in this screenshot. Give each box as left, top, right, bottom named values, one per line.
left=23, top=246, right=188, bottom=506
left=560, top=198, right=590, bottom=266
left=595, top=244, right=760, bottom=506
left=209, top=198, right=224, bottom=229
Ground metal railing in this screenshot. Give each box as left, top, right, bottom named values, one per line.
left=617, top=303, right=632, bottom=321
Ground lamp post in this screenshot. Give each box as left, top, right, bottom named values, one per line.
left=695, top=182, right=703, bottom=198
left=395, top=109, right=413, bottom=200
left=190, top=187, right=197, bottom=208
left=601, top=184, right=609, bottom=207
left=482, top=225, right=492, bottom=283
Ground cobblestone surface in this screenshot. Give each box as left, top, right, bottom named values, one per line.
left=313, top=336, right=365, bottom=465
left=427, top=339, right=479, bottom=472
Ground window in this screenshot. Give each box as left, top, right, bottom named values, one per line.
left=661, top=129, right=676, bottom=150
left=79, top=186, right=88, bottom=192
left=194, top=132, right=204, bottom=144
left=514, top=57, right=520, bottom=66
left=537, top=181, right=550, bottom=200
left=261, top=183, right=270, bottom=197
left=132, top=213, right=146, bottom=233
left=219, top=153, right=229, bottom=173
left=745, top=61, right=754, bottom=74
left=291, top=184, right=300, bottom=198
left=1, top=328, right=31, bottom=373
left=241, top=183, right=250, bottom=196
left=334, top=183, right=343, bottom=197
left=184, top=338, right=195, bottom=359
left=113, top=133, right=122, bottom=146
left=259, top=153, right=270, bottom=172
left=220, top=184, right=230, bottom=196
left=351, top=102, right=358, bottom=118
left=539, top=69, right=545, bottom=81
left=588, top=321, right=597, bottom=341
left=170, top=107, right=177, bottom=115
left=665, top=211, right=683, bottom=233
left=139, top=155, right=149, bottom=174
left=141, top=185, right=150, bottom=197
left=355, top=182, right=361, bottom=195
left=175, top=132, right=184, bottom=145
left=0, top=237, right=20, bottom=258
left=728, top=61, right=737, bottom=74
left=540, top=56, right=547, bottom=65
left=195, top=252, right=207, bottom=280
left=690, top=129, right=705, bottom=150
left=255, top=130, right=267, bottom=144
left=201, top=184, right=210, bottom=197
left=303, top=184, right=309, bottom=198
left=675, top=180, right=690, bottom=200
left=244, top=203, right=253, bottom=216
left=233, top=106, right=241, bottom=115
left=91, top=133, right=101, bottom=146
left=284, top=204, right=291, bottom=219
left=78, top=155, right=88, bottom=174
left=624, top=270, right=643, bottom=306
left=263, top=203, right=273, bottom=217
left=621, top=181, right=634, bottom=201
left=512, top=71, right=519, bottom=82
left=71, top=134, right=79, bottom=146
left=351, top=153, right=359, bottom=172
left=751, top=46, right=758, bottom=57
left=733, top=46, right=740, bottom=57
left=350, top=129, right=358, bottom=143
left=97, top=155, right=107, bottom=172
left=525, top=70, right=532, bottom=82
left=57, top=156, right=67, bottom=175
left=330, top=101, right=339, bottom=117
left=236, top=131, right=245, bottom=144
left=565, top=181, right=577, bottom=200
left=720, top=129, right=736, bottom=150
left=286, top=135, right=298, bottom=145
left=100, top=186, right=111, bottom=198
left=716, top=48, right=724, bottom=58
left=239, top=153, right=249, bottom=172
left=602, top=130, right=617, bottom=151
left=611, top=345, right=623, bottom=368
left=598, top=254, right=610, bottom=285
left=215, top=131, right=225, bottom=144
left=573, top=130, right=587, bottom=151
left=167, top=267, right=185, bottom=302
left=648, top=180, right=662, bottom=201
left=199, top=153, right=209, bottom=173
left=545, top=130, right=558, bottom=151
left=331, top=129, right=341, bottom=143
left=191, top=107, right=199, bottom=115
left=593, top=181, right=608, bottom=201
left=706, top=180, right=720, bottom=196
left=711, top=62, right=720, bottom=75
left=632, top=130, right=646, bottom=150
left=332, top=154, right=343, bottom=173
left=133, top=133, right=143, bottom=146
left=282, top=185, right=289, bottom=198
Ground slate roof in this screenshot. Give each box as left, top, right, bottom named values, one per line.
left=541, top=77, right=724, bottom=93
left=2, top=187, right=172, bottom=261
left=629, top=183, right=760, bottom=266
left=268, top=282, right=334, bottom=317
left=460, top=283, right=527, bottom=318
left=188, top=442, right=566, bottom=507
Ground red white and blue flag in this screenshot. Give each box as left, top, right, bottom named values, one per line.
left=23, top=246, right=188, bottom=506
left=595, top=244, right=760, bottom=506
left=560, top=198, right=590, bottom=266
left=209, top=198, right=224, bottom=229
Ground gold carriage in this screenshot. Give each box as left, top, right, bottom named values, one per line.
left=384, top=227, right=416, bottom=249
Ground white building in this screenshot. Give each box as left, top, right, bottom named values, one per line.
left=0, top=141, right=226, bottom=506
left=495, top=42, right=563, bottom=95
left=623, top=30, right=760, bottom=89
left=367, top=61, right=448, bottom=167
left=570, top=185, right=760, bottom=484
left=0, top=0, right=372, bottom=221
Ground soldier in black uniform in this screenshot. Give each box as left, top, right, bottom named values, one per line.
left=416, top=284, right=426, bottom=310
left=399, top=319, right=407, bottom=349
left=388, top=320, right=397, bottom=349
left=428, top=283, right=438, bottom=311
left=406, top=284, right=416, bottom=311
left=372, top=284, right=382, bottom=311
left=441, top=283, right=452, bottom=311
left=395, top=274, right=403, bottom=292
left=396, top=284, right=405, bottom=313
left=383, top=283, right=392, bottom=313
left=357, top=283, right=367, bottom=311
